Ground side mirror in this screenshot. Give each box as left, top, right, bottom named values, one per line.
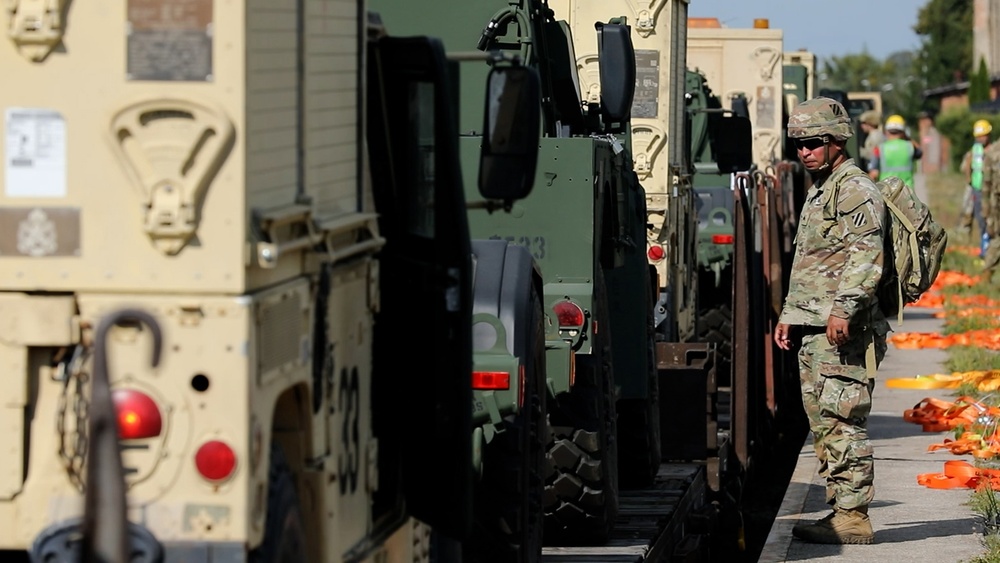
left=596, top=22, right=635, bottom=123
left=712, top=115, right=753, bottom=173
left=479, top=65, right=541, bottom=201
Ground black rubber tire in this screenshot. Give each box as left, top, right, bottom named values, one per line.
left=543, top=272, right=619, bottom=545
left=249, top=444, right=308, bottom=563
left=617, top=274, right=661, bottom=489
left=697, top=302, right=732, bottom=387
left=469, top=287, right=547, bottom=563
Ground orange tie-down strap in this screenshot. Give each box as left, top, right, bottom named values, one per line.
left=902, top=396, right=1000, bottom=432
left=917, top=460, right=1000, bottom=490
left=927, top=431, right=1000, bottom=459
left=886, top=370, right=1000, bottom=392
left=890, top=329, right=1000, bottom=350
left=910, top=269, right=983, bottom=308
left=885, top=373, right=964, bottom=390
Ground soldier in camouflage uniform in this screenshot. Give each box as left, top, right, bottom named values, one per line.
left=980, top=140, right=1000, bottom=276
left=774, top=97, right=890, bottom=545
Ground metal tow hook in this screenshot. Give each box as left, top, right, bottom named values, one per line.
left=82, top=309, right=163, bottom=563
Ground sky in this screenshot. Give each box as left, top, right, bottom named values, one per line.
left=687, top=0, right=927, bottom=63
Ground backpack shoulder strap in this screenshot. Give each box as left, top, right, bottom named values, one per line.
left=822, top=166, right=869, bottom=220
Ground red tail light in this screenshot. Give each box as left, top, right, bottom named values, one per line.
left=195, top=440, right=237, bottom=482
left=647, top=245, right=666, bottom=261
left=553, top=301, right=585, bottom=328
left=712, top=234, right=735, bottom=244
left=112, top=389, right=163, bottom=440
left=473, top=371, right=510, bottom=390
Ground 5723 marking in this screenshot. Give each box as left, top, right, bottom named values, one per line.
left=489, top=235, right=547, bottom=260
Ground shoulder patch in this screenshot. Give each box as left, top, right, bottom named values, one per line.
left=837, top=182, right=878, bottom=214
left=837, top=181, right=882, bottom=236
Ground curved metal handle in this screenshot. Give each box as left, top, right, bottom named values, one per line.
left=82, top=309, right=163, bottom=563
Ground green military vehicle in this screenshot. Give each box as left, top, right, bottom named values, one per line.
left=371, top=0, right=662, bottom=545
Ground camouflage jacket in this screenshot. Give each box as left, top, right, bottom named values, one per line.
left=779, top=159, right=886, bottom=327
left=982, top=142, right=1000, bottom=237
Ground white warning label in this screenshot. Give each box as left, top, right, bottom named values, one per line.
left=4, top=108, right=67, bottom=198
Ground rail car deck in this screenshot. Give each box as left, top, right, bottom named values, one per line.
left=542, top=464, right=709, bottom=562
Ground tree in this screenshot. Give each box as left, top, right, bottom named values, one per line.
left=818, top=52, right=883, bottom=93
left=969, top=56, right=992, bottom=105
left=914, top=0, right=973, bottom=89
left=816, top=50, right=925, bottom=123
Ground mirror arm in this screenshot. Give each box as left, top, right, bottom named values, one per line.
left=467, top=199, right=515, bottom=214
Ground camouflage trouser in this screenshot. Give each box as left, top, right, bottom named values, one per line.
left=960, top=186, right=988, bottom=238
left=960, top=184, right=974, bottom=232
left=798, top=328, right=886, bottom=511
left=984, top=239, right=1000, bottom=276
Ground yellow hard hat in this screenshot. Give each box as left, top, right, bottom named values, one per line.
left=974, top=119, right=993, bottom=137
left=885, top=114, right=906, bottom=132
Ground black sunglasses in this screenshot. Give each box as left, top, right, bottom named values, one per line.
left=794, top=136, right=828, bottom=150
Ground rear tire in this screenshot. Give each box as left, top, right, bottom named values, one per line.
left=250, top=445, right=307, bottom=563
left=469, top=287, right=546, bottom=563
left=543, top=272, right=618, bottom=545
left=617, top=274, right=661, bottom=489
left=697, top=285, right=732, bottom=388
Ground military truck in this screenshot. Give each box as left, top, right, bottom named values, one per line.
left=682, top=19, right=814, bottom=468
left=682, top=17, right=784, bottom=386
left=2, top=1, right=545, bottom=561
left=371, top=0, right=667, bottom=545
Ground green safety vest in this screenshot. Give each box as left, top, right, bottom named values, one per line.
left=972, top=142, right=985, bottom=191
left=879, top=138, right=915, bottom=188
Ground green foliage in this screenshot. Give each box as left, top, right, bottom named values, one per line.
left=915, top=0, right=974, bottom=89
left=928, top=172, right=969, bottom=229
left=971, top=57, right=993, bottom=105
left=817, top=51, right=925, bottom=122
left=945, top=346, right=1000, bottom=373
left=969, top=486, right=1000, bottom=530
left=935, top=106, right=1000, bottom=171
left=819, top=52, right=883, bottom=92
left=965, top=534, right=1000, bottom=563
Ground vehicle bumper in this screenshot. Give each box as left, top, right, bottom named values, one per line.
left=30, top=518, right=246, bottom=563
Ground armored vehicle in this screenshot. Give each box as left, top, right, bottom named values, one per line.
left=2, top=1, right=542, bottom=561
left=371, top=0, right=667, bottom=544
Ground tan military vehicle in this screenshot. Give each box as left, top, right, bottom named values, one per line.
left=688, top=18, right=785, bottom=170
left=2, top=1, right=538, bottom=561
left=549, top=0, right=699, bottom=344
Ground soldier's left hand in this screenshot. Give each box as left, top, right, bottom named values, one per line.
left=826, top=316, right=849, bottom=346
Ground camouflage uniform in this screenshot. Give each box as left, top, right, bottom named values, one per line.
left=782, top=99, right=890, bottom=517
left=780, top=160, right=889, bottom=511
left=981, top=142, right=1000, bottom=273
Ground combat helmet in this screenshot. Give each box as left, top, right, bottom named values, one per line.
left=787, top=97, right=854, bottom=140
left=859, top=110, right=881, bottom=127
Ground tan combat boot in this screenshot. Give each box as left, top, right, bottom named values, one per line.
left=792, top=507, right=873, bottom=545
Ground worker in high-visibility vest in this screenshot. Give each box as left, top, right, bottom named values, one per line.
left=868, top=114, right=922, bottom=190
left=959, top=119, right=993, bottom=250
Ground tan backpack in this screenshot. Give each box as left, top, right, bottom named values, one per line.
left=874, top=176, right=948, bottom=322
left=823, top=173, right=948, bottom=323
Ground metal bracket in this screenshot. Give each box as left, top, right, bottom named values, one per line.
left=254, top=206, right=385, bottom=269
left=109, top=98, right=235, bottom=256
left=7, top=0, right=65, bottom=62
